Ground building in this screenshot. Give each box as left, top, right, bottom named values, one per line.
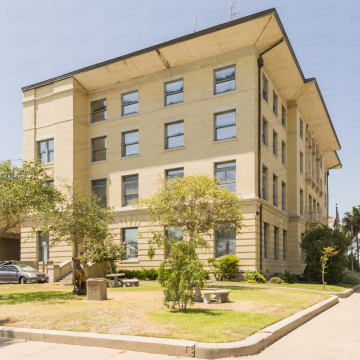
left=21, top=8, right=341, bottom=276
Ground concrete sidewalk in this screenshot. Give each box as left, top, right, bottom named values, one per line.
left=1, top=290, right=359, bottom=359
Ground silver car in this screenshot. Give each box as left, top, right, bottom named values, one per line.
left=0, top=264, right=48, bottom=284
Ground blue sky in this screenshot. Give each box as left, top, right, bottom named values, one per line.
left=0, top=0, right=358, bottom=218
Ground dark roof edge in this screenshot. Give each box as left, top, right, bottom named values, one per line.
left=335, top=151, right=342, bottom=169
left=21, top=8, right=276, bottom=92
left=305, top=77, right=341, bottom=150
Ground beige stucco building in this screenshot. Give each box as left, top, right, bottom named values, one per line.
left=21, top=8, right=341, bottom=277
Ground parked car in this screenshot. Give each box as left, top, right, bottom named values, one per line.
left=0, top=262, right=48, bottom=284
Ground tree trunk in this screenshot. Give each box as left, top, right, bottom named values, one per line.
left=357, top=235, right=359, bottom=264
left=322, top=271, right=325, bottom=289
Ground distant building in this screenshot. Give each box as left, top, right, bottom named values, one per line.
left=21, top=8, right=341, bottom=275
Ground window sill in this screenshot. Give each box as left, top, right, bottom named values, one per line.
left=213, top=137, right=237, bottom=144
left=262, top=143, right=269, bottom=150
left=120, top=260, right=139, bottom=264
left=213, top=89, right=236, bottom=97
left=43, top=162, right=54, bottom=166
left=163, top=146, right=185, bottom=153
left=90, top=160, right=107, bottom=164
left=272, top=153, right=278, bottom=160
left=300, top=171, right=304, bottom=177
left=264, top=258, right=271, bottom=262
left=90, top=120, right=107, bottom=125
left=121, top=154, right=140, bottom=159
left=281, top=162, right=286, bottom=169
left=165, top=101, right=184, bottom=108
left=121, top=112, right=139, bottom=118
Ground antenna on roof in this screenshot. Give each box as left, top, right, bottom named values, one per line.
left=193, top=0, right=197, bottom=32
left=228, top=0, right=240, bottom=20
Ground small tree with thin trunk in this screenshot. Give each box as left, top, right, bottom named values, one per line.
left=320, top=247, right=339, bottom=289
left=137, top=174, right=244, bottom=311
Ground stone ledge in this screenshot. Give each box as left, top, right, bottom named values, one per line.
left=0, top=295, right=339, bottom=359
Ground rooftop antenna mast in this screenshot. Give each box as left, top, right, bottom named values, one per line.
left=193, top=0, right=197, bottom=32
left=229, top=0, right=240, bottom=20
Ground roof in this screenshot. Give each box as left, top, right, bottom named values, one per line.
left=21, top=7, right=341, bottom=169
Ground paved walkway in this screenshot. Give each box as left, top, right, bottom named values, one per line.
left=1, top=290, right=359, bottom=359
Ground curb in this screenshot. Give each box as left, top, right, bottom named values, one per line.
left=213, top=283, right=360, bottom=298
left=0, top=295, right=338, bottom=359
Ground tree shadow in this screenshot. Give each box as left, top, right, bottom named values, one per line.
left=168, top=308, right=224, bottom=316
left=0, top=291, right=79, bottom=305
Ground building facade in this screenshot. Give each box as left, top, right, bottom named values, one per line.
left=21, top=9, right=341, bottom=275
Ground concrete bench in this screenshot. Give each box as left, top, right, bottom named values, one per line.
left=202, top=290, right=231, bottom=304
left=123, top=279, right=139, bottom=287
left=106, top=273, right=125, bottom=288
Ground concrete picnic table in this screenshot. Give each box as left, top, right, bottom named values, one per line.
left=194, top=280, right=213, bottom=302
left=105, top=273, right=125, bottom=288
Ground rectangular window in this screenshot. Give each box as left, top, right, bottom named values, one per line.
left=273, top=91, right=278, bottom=116
left=214, top=65, right=235, bottom=95
left=309, top=195, right=312, bottom=211
left=273, top=175, right=277, bottom=206
left=281, top=141, right=285, bottom=165
left=92, top=179, right=107, bottom=208
left=282, top=182, right=285, bottom=211
left=320, top=154, right=323, bottom=169
left=262, top=118, right=267, bottom=146
left=300, top=189, right=303, bottom=216
left=165, top=227, right=183, bottom=258
left=122, top=131, right=139, bottom=157
left=165, top=121, right=184, bottom=149
left=123, top=228, right=138, bottom=260
left=215, top=225, right=236, bottom=258
left=165, top=79, right=183, bottom=106
left=262, top=75, right=268, bottom=102
left=166, top=168, right=184, bottom=180
left=273, top=131, right=277, bottom=156
left=282, top=105, right=286, bottom=128
left=300, top=151, right=303, bottom=173
left=91, top=99, right=106, bottom=123
left=264, top=223, right=268, bottom=259
left=320, top=179, right=323, bottom=189
left=274, top=227, right=278, bottom=260
left=39, top=232, right=49, bottom=262
left=214, top=111, right=236, bottom=141
left=300, top=118, right=303, bottom=139
left=92, top=136, right=107, bottom=162
left=262, top=166, right=267, bottom=200
left=123, top=175, right=138, bottom=206
left=122, top=91, right=138, bottom=116
left=38, top=139, right=54, bottom=163
left=215, top=161, right=236, bottom=192
left=283, top=230, right=287, bottom=261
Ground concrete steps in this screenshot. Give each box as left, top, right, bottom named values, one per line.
left=57, top=271, right=73, bottom=283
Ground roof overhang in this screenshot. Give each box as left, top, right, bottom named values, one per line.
left=21, top=7, right=341, bottom=168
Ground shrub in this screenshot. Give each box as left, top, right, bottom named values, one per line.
left=284, top=272, right=299, bottom=284
left=269, top=272, right=285, bottom=281
left=301, top=225, right=351, bottom=284
left=341, top=273, right=360, bottom=285
left=269, top=276, right=284, bottom=284
left=244, top=270, right=266, bottom=284
left=117, top=268, right=158, bottom=280
left=208, top=254, right=240, bottom=281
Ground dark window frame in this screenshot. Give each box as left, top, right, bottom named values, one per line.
left=273, top=90, right=278, bottom=116
left=122, top=130, right=139, bottom=157
left=300, top=118, right=303, bottom=139
left=92, top=136, right=107, bottom=162
left=262, top=118, right=267, bottom=146
left=165, top=121, right=184, bottom=150
left=273, top=131, right=277, bottom=157
left=273, top=175, right=277, bottom=206
left=92, top=179, right=107, bottom=208
left=122, top=174, right=138, bottom=207
left=122, top=227, right=139, bottom=260
left=215, top=161, right=236, bottom=193
left=214, top=110, right=236, bottom=141
left=91, top=99, right=107, bottom=123
left=262, top=74, right=268, bottom=102
left=165, top=168, right=184, bottom=180
left=37, top=139, right=54, bottom=164
left=262, top=166, right=267, bottom=200
left=121, top=90, right=139, bottom=116
left=281, top=141, right=286, bottom=165
left=213, top=64, right=236, bottom=95
left=300, top=151, right=303, bottom=173
left=282, top=105, right=286, bottom=128
left=164, top=79, right=184, bottom=107
left=282, top=182, right=286, bottom=211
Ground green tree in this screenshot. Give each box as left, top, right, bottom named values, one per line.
left=137, top=174, right=244, bottom=311
left=300, top=225, right=351, bottom=284
left=0, top=160, right=62, bottom=237
left=31, top=182, right=116, bottom=258
left=320, top=246, right=339, bottom=289
left=208, top=254, right=240, bottom=281
left=342, top=206, right=360, bottom=263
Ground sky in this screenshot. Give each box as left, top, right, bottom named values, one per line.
left=0, top=0, right=359, bottom=219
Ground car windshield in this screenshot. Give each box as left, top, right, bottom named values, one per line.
left=17, top=266, right=37, bottom=272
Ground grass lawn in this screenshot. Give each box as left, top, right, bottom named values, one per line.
left=0, top=281, right=330, bottom=343
left=215, top=281, right=353, bottom=293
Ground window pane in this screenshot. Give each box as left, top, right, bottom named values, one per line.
left=168, top=135, right=184, bottom=149
left=48, top=151, right=54, bottom=163
left=123, top=103, right=139, bottom=116
left=215, top=66, right=235, bottom=82
left=93, top=111, right=106, bottom=122
left=216, top=125, right=236, bottom=141
left=215, top=112, right=236, bottom=127
left=167, top=227, right=183, bottom=240
left=123, top=228, right=138, bottom=259
left=226, top=169, right=236, bottom=182
left=167, top=122, right=183, bottom=137
left=122, top=92, right=138, bottom=105
left=93, top=179, right=106, bottom=186
left=124, top=131, right=138, bottom=145
left=125, top=194, right=137, bottom=206
left=92, top=100, right=106, bottom=113
left=166, top=169, right=184, bottom=178
left=93, top=137, right=106, bottom=150
left=125, top=144, right=139, bottom=156
left=124, top=182, right=138, bottom=195
left=93, top=186, right=106, bottom=199
left=47, top=139, right=54, bottom=151
left=94, top=150, right=106, bottom=161
left=224, top=183, right=236, bottom=192
left=41, top=153, right=47, bottom=163
left=216, top=161, right=235, bottom=170
left=39, top=141, right=47, bottom=153
left=215, top=79, right=235, bottom=94
left=216, top=228, right=236, bottom=241
left=165, top=80, right=183, bottom=94
left=166, top=92, right=183, bottom=106
left=124, top=175, right=138, bottom=182
left=216, top=240, right=236, bottom=257
left=215, top=171, right=226, bottom=183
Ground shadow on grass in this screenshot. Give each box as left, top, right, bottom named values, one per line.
left=0, top=291, right=78, bottom=305
left=0, top=318, right=12, bottom=326
left=168, top=308, right=225, bottom=315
